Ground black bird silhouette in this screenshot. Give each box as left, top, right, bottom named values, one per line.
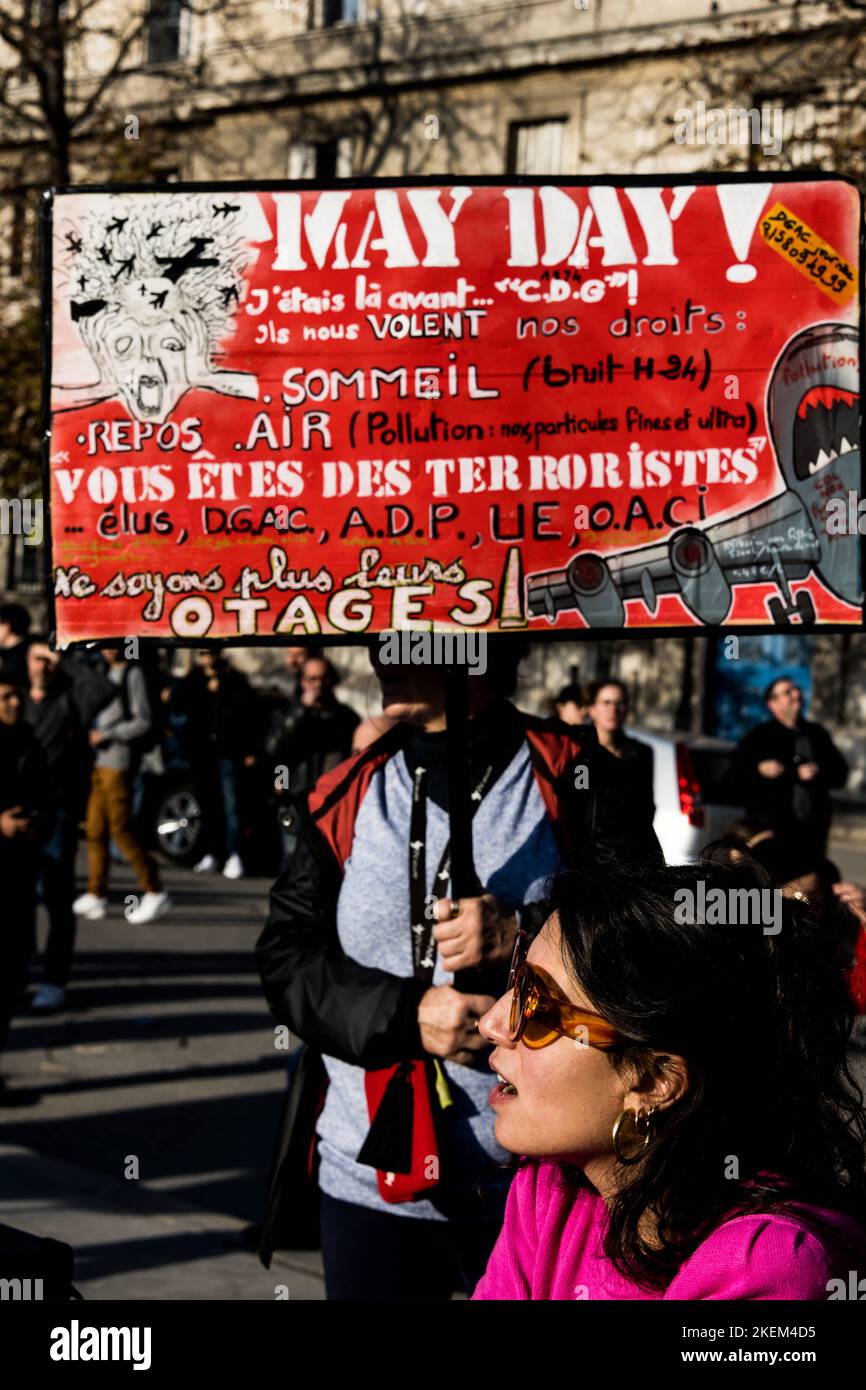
left=65, top=232, right=82, bottom=253
left=154, top=237, right=219, bottom=282
left=138, top=283, right=148, bottom=295
left=213, top=202, right=241, bottom=218
left=107, top=217, right=128, bottom=235
left=97, top=244, right=112, bottom=265
left=78, top=274, right=88, bottom=291
left=113, top=257, right=135, bottom=280
left=150, top=289, right=169, bottom=310
left=219, top=283, right=240, bottom=307
left=146, top=222, right=164, bottom=241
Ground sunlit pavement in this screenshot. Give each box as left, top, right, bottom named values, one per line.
left=2, top=835, right=865, bottom=1300
left=0, top=849, right=324, bottom=1300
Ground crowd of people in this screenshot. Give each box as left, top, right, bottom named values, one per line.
left=0, top=606, right=361, bottom=1044
left=2, top=605, right=866, bottom=1302
left=255, top=649, right=866, bottom=1301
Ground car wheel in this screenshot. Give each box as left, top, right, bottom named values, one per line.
left=154, top=782, right=204, bottom=864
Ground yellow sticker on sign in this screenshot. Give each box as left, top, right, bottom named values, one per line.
left=760, top=201, right=857, bottom=305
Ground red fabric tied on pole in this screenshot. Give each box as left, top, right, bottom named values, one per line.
left=360, top=1060, right=441, bottom=1204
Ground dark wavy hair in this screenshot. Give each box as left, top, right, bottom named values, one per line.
left=547, top=856, right=866, bottom=1292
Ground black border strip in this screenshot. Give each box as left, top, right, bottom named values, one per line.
left=42, top=170, right=865, bottom=194
left=41, top=186, right=56, bottom=646
left=41, top=172, right=865, bottom=648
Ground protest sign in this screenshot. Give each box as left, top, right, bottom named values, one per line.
left=45, top=175, right=863, bottom=644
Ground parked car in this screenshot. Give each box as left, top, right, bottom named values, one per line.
left=146, top=771, right=204, bottom=866
left=626, top=727, right=742, bottom=864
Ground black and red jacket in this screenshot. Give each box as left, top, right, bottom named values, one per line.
left=254, top=700, right=643, bottom=1068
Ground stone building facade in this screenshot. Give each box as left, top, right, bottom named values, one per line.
left=0, top=0, right=863, bottom=773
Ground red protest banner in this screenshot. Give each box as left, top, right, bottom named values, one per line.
left=45, top=175, right=862, bottom=644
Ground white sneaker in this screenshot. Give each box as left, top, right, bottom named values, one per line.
left=31, top=983, right=66, bottom=1012
left=125, top=891, right=173, bottom=924
left=222, top=854, right=244, bottom=880
left=193, top=854, right=218, bottom=873
left=72, top=892, right=107, bottom=920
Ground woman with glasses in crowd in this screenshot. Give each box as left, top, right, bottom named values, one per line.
left=473, top=858, right=866, bottom=1299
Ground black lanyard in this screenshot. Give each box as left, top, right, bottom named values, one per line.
left=408, top=762, right=495, bottom=980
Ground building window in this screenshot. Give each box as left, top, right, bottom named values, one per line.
left=507, top=119, right=568, bottom=175
left=25, top=1, right=55, bottom=23
left=5, top=193, right=39, bottom=281
left=311, top=0, right=363, bottom=28
left=147, top=0, right=190, bottom=65
left=781, top=101, right=837, bottom=167
left=751, top=92, right=839, bottom=169
left=287, top=137, right=354, bottom=180
left=7, top=531, right=45, bottom=593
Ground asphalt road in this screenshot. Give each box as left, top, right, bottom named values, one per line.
left=0, top=849, right=324, bottom=1299
left=827, top=839, right=866, bottom=887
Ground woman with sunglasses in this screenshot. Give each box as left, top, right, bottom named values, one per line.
left=473, top=858, right=866, bottom=1299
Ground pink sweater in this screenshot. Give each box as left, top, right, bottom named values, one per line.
left=472, top=1161, right=866, bottom=1300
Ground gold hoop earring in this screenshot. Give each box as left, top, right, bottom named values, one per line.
left=611, top=1105, right=656, bottom=1165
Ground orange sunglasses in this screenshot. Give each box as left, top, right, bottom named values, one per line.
left=507, top=928, right=622, bottom=1051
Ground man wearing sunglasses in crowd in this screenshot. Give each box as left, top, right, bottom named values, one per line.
left=726, top=675, right=848, bottom=871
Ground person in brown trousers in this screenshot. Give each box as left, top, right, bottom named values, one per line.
left=73, top=644, right=172, bottom=925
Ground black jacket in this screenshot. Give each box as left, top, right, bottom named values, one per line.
left=260, top=794, right=430, bottom=1068
left=579, top=726, right=663, bottom=866
left=0, top=719, right=50, bottom=816
left=0, top=640, right=29, bottom=691
left=726, top=717, right=847, bottom=851
left=23, top=675, right=87, bottom=802
left=256, top=706, right=605, bottom=1067
left=266, top=699, right=360, bottom=803
left=0, top=720, right=49, bottom=878
left=172, top=666, right=259, bottom=762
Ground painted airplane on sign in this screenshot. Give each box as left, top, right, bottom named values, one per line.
left=526, top=322, right=861, bottom=628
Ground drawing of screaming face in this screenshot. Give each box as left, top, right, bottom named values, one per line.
left=768, top=322, right=861, bottom=606
left=78, top=279, right=204, bottom=423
